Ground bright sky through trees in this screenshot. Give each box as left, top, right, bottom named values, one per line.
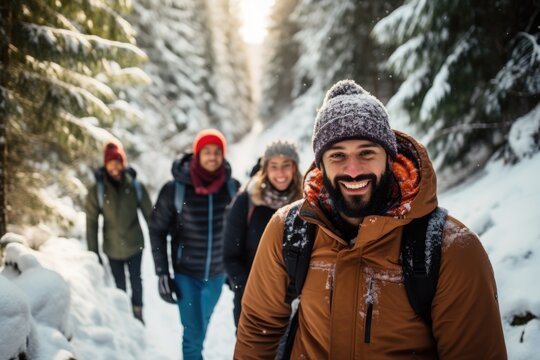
left=238, top=0, right=275, bottom=43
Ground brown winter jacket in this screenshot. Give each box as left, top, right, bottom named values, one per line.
left=234, top=131, right=507, bottom=359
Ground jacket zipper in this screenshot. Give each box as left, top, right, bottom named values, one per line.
left=329, top=270, right=335, bottom=308
left=364, top=278, right=374, bottom=343
left=176, top=245, right=183, bottom=264
left=204, top=194, right=214, bottom=281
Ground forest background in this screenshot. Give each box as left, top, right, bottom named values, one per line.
left=0, top=0, right=538, bottom=358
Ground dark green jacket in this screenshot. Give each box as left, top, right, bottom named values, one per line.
left=86, top=167, right=152, bottom=260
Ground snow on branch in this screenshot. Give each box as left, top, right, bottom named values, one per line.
left=18, top=70, right=112, bottom=120
left=32, top=0, right=136, bottom=43
left=59, top=112, right=116, bottom=144
left=372, top=0, right=431, bottom=45
left=109, top=99, right=145, bottom=124
left=16, top=23, right=147, bottom=71
left=509, top=103, right=540, bottom=159
left=386, top=34, right=425, bottom=77
left=486, top=32, right=540, bottom=115
left=420, top=28, right=474, bottom=121
left=25, top=56, right=117, bottom=103
left=98, top=66, right=152, bottom=89
left=386, top=65, right=430, bottom=128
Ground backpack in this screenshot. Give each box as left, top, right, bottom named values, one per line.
left=279, top=201, right=448, bottom=358
left=174, top=178, right=238, bottom=213
left=95, top=168, right=143, bottom=213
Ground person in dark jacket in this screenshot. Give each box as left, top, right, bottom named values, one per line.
left=86, top=141, right=152, bottom=323
left=223, top=140, right=303, bottom=328
left=150, top=128, right=239, bottom=360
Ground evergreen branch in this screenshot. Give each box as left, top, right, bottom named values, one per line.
left=13, top=23, right=147, bottom=73
left=6, top=85, right=103, bottom=151
left=426, top=121, right=514, bottom=143
left=21, top=1, right=78, bottom=32
left=24, top=0, right=136, bottom=43
left=99, top=67, right=151, bottom=90
left=20, top=54, right=117, bottom=102
left=13, top=69, right=112, bottom=121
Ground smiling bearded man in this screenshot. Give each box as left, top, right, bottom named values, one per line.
left=234, top=79, right=507, bottom=360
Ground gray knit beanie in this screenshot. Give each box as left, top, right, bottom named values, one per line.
left=263, top=140, right=300, bottom=166
left=312, top=79, right=397, bottom=166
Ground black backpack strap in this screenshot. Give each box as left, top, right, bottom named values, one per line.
left=94, top=168, right=105, bottom=213
left=401, top=207, right=448, bottom=325
left=227, top=178, right=239, bottom=200
left=132, top=178, right=142, bottom=207
left=125, top=168, right=143, bottom=207
left=174, top=181, right=186, bottom=214
left=246, top=195, right=255, bottom=226
left=283, top=201, right=317, bottom=304
left=278, top=200, right=317, bottom=360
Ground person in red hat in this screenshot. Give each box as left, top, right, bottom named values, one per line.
left=86, top=141, right=152, bottom=323
left=150, top=129, right=240, bottom=359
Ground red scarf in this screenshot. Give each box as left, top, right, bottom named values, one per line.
left=190, top=156, right=226, bottom=195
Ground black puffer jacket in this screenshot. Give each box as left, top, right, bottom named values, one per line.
left=223, top=191, right=275, bottom=287
left=150, top=154, right=239, bottom=280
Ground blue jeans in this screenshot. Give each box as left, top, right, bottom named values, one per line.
left=174, top=273, right=225, bottom=360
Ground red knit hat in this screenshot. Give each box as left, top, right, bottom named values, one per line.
left=192, top=129, right=227, bottom=157
left=103, top=142, right=127, bottom=166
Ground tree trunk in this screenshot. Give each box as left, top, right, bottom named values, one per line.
left=0, top=0, right=13, bottom=237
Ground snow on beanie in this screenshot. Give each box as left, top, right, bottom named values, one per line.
left=312, top=79, right=397, bottom=166
left=192, top=128, right=227, bottom=157
left=262, top=140, right=300, bottom=166
left=103, top=142, right=126, bottom=166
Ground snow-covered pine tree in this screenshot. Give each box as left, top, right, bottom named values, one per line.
left=258, top=0, right=400, bottom=149
left=373, top=0, right=539, bottom=187
left=127, top=0, right=253, bottom=157
left=0, top=0, right=148, bottom=232
left=0, top=0, right=11, bottom=235
left=293, top=0, right=399, bottom=103
left=207, top=0, right=253, bottom=140
left=258, top=0, right=301, bottom=125
left=127, top=0, right=213, bottom=153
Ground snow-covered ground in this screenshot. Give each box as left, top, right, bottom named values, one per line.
left=1, top=121, right=539, bottom=359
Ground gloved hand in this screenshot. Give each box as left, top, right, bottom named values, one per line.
left=158, top=274, right=179, bottom=304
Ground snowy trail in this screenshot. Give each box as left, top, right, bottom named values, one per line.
left=140, top=216, right=237, bottom=359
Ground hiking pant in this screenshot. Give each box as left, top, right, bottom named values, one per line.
left=108, top=251, right=143, bottom=306
left=174, top=273, right=225, bottom=360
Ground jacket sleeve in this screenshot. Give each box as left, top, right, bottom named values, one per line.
left=149, top=181, right=175, bottom=276
left=234, top=212, right=292, bottom=359
left=85, top=184, right=99, bottom=254
left=432, top=217, right=507, bottom=359
left=223, top=191, right=250, bottom=287
left=140, top=183, right=153, bottom=225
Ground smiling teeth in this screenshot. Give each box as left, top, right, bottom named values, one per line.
left=343, top=181, right=369, bottom=189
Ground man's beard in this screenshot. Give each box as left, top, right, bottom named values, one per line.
left=322, top=163, right=394, bottom=218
